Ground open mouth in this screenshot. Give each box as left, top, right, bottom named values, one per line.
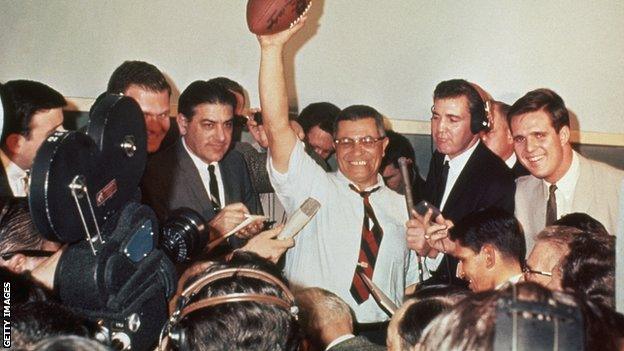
left=349, top=160, right=368, bottom=166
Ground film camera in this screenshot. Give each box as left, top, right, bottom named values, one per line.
left=28, top=94, right=205, bottom=350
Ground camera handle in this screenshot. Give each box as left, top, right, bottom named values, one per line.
left=69, top=174, right=105, bottom=255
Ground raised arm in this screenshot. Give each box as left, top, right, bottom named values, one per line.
left=257, top=19, right=306, bottom=173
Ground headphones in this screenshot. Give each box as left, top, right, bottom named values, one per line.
left=159, top=267, right=297, bottom=351
left=470, top=99, right=490, bottom=135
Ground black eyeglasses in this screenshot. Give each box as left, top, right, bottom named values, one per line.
left=0, top=250, right=55, bottom=261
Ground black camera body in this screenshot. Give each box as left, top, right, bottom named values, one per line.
left=29, top=94, right=177, bottom=350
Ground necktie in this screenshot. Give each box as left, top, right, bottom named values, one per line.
left=349, top=184, right=383, bottom=304
left=545, top=183, right=557, bottom=226
left=434, top=160, right=450, bottom=208
left=208, top=164, right=221, bottom=212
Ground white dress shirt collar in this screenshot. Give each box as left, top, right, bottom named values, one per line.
left=0, top=149, right=28, bottom=196
left=325, top=334, right=355, bottom=351
left=440, top=140, right=481, bottom=210
left=542, top=150, right=580, bottom=219
left=505, top=153, right=517, bottom=169
left=335, top=169, right=385, bottom=193
left=181, top=137, right=225, bottom=205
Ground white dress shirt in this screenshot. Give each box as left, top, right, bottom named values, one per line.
left=0, top=149, right=28, bottom=197
left=425, top=140, right=481, bottom=274
left=325, top=334, right=355, bottom=351
left=439, top=140, right=481, bottom=210
left=182, top=138, right=225, bottom=206
left=543, top=151, right=580, bottom=220
left=505, top=153, right=518, bottom=169
left=269, top=140, right=419, bottom=323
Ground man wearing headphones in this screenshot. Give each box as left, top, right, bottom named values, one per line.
left=406, top=79, right=515, bottom=287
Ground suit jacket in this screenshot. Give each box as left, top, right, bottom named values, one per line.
left=511, top=160, right=530, bottom=179
left=0, top=166, right=13, bottom=197
left=422, top=142, right=516, bottom=286
left=515, top=152, right=624, bottom=250
left=141, top=140, right=260, bottom=224
left=327, top=336, right=385, bottom=351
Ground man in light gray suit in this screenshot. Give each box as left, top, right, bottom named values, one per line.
left=509, top=88, right=624, bottom=250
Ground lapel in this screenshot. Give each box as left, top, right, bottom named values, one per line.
left=219, top=153, right=235, bottom=206
left=175, top=141, right=213, bottom=216
left=0, top=166, right=13, bottom=197
left=571, top=153, right=593, bottom=214
left=442, top=142, right=485, bottom=215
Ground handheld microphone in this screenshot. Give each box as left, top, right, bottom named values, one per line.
left=398, top=156, right=425, bottom=282
left=277, top=197, right=321, bottom=239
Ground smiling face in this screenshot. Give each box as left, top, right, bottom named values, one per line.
left=334, top=118, right=388, bottom=189
left=177, top=103, right=233, bottom=164
left=455, top=243, right=493, bottom=292
left=124, top=85, right=171, bottom=153
left=510, top=110, right=571, bottom=183
left=431, top=96, right=479, bottom=159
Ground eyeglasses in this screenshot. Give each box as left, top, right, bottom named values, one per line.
left=333, top=136, right=385, bottom=148
left=0, top=249, right=55, bottom=261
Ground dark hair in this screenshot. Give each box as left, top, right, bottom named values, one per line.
left=418, top=282, right=609, bottom=351
left=12, top=301, right=97, bottom=349
left=107, top=60, right=171, bottom=96
left=398, top=296, right=460, bottom=349
left=433, top=79, right=486, bottom=128
left=333, top=104, right=385, bottom=138
left=380, top=130, right=416, bottom=170
left=0, top=266, right=52, bottom=304
left=560, top=233, right=615, bottom=308
left=0, top=80, right=66, bottom=144
left=0, top=197, right=45, bottom=254
left=178, top=252, right=300, bottom=351
left=553, top=212, right=609, bottom=236
left=449, top=208, right=526, bottom=266
left=207, top=77, right=245, bottom=97
left=33, top=335, right=111, bottom=351
left=177, top=80, right=237, bottom=121
left=297, top=102, right=340, bottom=134
left=507, top=88, right=569, bottom=132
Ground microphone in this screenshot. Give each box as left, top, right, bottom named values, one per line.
left=397, top=157, right=414, bottom=215
left=277, top=197, right=321, bottom=239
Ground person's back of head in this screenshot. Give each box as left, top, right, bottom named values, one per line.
left=554, top=212, right=610, bottom=236
left=560, top=232, right=615, bottom=308
left=0, top=197, right=58, bottom=273
left=12, top=301, right=98, bottom=349
left=33, top=335, right=112, bottom=351
left=295, top=287, right=353, bottom=350
left=417, top=282, right=611, bottom=351
left=165, top=252, right=300, bottom=351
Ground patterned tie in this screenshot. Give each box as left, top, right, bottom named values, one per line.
left=207, top=164, right=221, bottom=212
left=349, top=184, right=383, bottom=304
left=545, top=183, right=558, bottom=226
left=434, top=160, right=450, bottom=208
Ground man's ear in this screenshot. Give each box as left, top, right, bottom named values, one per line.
left=382, top=135, right=390, bottom=156
left=4, top=133, right=24, bottom=156
left=5, top=253, right=27, bottom=274
left=558, top=125, right=570, bottom=146
left=176, top=114, right=188, bottom=136
left=482, top=244, right=496, bottom=269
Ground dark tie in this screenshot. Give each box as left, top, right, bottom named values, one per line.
left=208, top=164, right=221, bottom=212
left=349, top=184, right=383, bottom=304
left=545, top=183, right=557, bottom=226
left=434, top=160, right=450, bottom=208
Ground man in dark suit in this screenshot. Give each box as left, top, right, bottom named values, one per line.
left=480, top=99, right=529, bottom=178
left=141, top=80, right=261, bottom=241
left=0, top=80, right=66, bottom=198
left=406, top=79, right=515, bottom=287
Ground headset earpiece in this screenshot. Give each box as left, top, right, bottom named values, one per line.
left=159, top=267, right=296, bottom=351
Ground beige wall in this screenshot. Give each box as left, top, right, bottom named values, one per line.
left=1, top=0, right=623, bottom=134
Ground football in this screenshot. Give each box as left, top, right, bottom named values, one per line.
left=246, top=0, right=311, bottom=35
